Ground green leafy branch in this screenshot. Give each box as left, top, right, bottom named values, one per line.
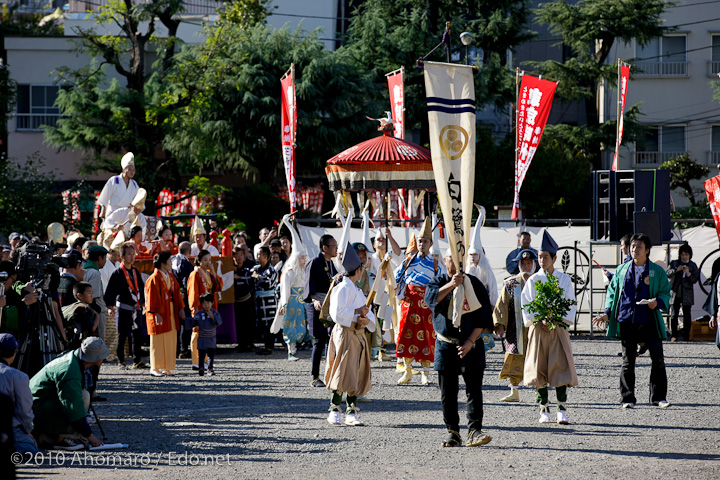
left=522, top=274, right=576, bottom=330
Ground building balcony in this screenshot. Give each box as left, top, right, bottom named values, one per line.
left=631, top=151, right=687, bottom=166
left=634, top=61, right=689, bottom=77
left=15, top=114, right=62, bottom=132
left=708, top=61, right=720, bottom=78
left=708, top=151, right=720, bottom=166
left=67, top=0, right=224, bottom=15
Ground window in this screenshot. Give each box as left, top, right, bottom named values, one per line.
left=710, top=125, right=720, bottom=164
left=634, top=125, right=687, bottom=165
left=16, top=84, right=61, bottom=131
left=636, top=35, right=688, bottom=76
left=710, top=35, right=720, bottom=76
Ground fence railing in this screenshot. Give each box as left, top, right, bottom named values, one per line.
left=15, top=114, right=62, bottom=131
left=632, top=151, right=687, bottom=166
left=67, top=0, right=224, bottom=15
left=708, top=151, right=720, bottom=166
left=635, top=61, right=689, bottom=77
left=708, top=61, right=720, bottom=77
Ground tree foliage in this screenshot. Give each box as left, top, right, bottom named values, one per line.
left=660, top=153, right=710, bottom=207
left=163, top=22, right=377, bottom=181
left=0, top=154, right=64, bottom=236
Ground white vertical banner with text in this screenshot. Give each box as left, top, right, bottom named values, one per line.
left=281, top=65, right=297, bottom=211
left=386, top=68, right=404, bottom=139
left=424, top=61, right=480, bottom=321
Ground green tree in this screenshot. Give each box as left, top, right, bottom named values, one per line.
left=163, top=22, right=376, bottom=181
left=660, top=153, right=710, bottom=207
left=343, top=0, right=533, bottom=139
left=532, top=0, right=671, bottom=168
left=0, top=153, right=64, bottom=236
left=43, top=0, right=190, bottom=192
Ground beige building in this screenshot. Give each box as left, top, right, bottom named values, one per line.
left=607, top=0, right=720, bottom=206
left=7, top=0, right=345, bottom=181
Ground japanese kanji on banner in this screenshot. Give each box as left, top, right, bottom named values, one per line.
left=705, top=175, right=720, bottom=244
left=513, top=72, right=558, bottom=220
left=612, top=62, right=630, bottom=171
left=386, top=68, right=404, bottom=139
left=281, top=64, right=297, bottom=211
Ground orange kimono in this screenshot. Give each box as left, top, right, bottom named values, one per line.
left=145, top=269, right=185, bottom=372
left=151, top=240, right=179, bottom=257
left=132, top=239, right=152, bottom=257
left=187, top=267, right=223, bottom=365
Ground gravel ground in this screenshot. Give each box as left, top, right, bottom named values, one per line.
left=15, top=336, right=720, bottom=480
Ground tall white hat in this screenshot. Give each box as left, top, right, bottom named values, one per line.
left=430, top=213, right=441, bottom=256
left=131, top=188, right=147, bottom=209
left=468, top=205, right=486, bottom=255
left=279, top=214, right=307, bottom=256
left=337, top=205, right=354, bottom=256
left=190, top=216, right=206, bottom=236
left=361, top=204, right=375, bottom=254
left=110, top=230, right=126, bottom=251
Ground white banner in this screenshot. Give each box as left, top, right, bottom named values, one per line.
left=423, top=61, right=479, bottom=321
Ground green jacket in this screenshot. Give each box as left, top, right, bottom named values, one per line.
left=605, top=260, right=671, bottom=340
left=29, top=350, right=86, bottom=437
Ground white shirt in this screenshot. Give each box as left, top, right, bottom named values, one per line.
left=520, top=269, right=576, bottom=328
left=100, top=259, right=119, bottom=294
left=97, top=175, right=139, bottom=217
left=191, top=243, right=220, bottom=257
left=101, top=207, right=147, bottom=237
left=330, top=276, right=376, bottom=332
left=466, top=260, right=499, bottom=306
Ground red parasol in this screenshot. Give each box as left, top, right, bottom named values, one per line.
left=325, top=124, right=435, bottom=192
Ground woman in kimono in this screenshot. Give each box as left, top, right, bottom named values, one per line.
left=187, top=249, right=223, bottom=369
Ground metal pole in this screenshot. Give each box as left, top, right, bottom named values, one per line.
left=445, top=22, right=451, bottom=63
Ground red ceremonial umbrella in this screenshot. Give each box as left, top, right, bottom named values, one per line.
left=325, top=123, right=435, bottom=192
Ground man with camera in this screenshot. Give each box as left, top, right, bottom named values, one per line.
left=0, top=261, right=39, bottom=336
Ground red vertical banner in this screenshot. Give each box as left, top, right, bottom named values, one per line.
left=705, top=176, right=720, bottom=243
left=612, top=62, right=630, bottom=171
left=386, top=68, right=404, bottom=139
left=281, top=64, right=297, bottom=211
left=513, top=73, right=558, bottom=219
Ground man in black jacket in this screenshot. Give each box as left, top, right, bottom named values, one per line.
left=425, top=249, right=494, bottom=448
left=103, top=244, right=146, bottom=369
left=172, top=241, right=195, bottom=358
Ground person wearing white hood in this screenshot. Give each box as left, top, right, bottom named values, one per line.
left=271, top=216, right=311, bottom=361
left=97, top=152, right=140, bottom=220
left=465, top=206, right=498, bottom=307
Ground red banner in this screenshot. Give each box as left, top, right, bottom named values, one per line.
left=513, top=74, right=557, bottom=219
left=612, top=63, right=630, bottom=171
left=281, top=65, right=297, bottom=211
left=387, top=68, right=404, bottom=139
left=705, top=176, right=720, bottom=243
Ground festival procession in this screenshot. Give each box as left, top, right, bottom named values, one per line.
left=1, top=1, right=720, bottom=479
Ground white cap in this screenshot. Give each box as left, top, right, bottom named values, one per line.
left=121, top=152, right=135, bottom=169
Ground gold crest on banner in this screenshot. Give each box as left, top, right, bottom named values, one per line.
left=439, top=125, right=469, bottom=160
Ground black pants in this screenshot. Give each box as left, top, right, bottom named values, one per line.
left=437, top=353, right=485, bottom=432
left=670, top=300, right=692, bottom=339
left=197, top=348, right=216, bottom=371
left=234, top=299, right=256, bottom=350
left=620, top=322, right=667, bottom=404
left=307, top=303, right=330, bottom=378
left=117, top=309, right=143, bottom=364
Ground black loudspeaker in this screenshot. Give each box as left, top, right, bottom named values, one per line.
left=634, top=210, right=662, bottom=246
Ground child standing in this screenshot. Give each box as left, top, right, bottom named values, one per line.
left=192, top=293, right=222, bottom=376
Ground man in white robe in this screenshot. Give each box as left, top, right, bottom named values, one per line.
left=97, top=152, right=139, bottom=219
left=190, top=216, right=220, bottom=257
left=325, top=244, right=376, bottom=427
left=100, top=188, right=148, bottom=239
left=520, top=230, right=578, bottom=425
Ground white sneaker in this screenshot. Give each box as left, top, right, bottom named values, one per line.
left=150, top=369, right=165, bottom=377
left=622, top=402, right=635, bottom=409
left=556, top=410, right=569, bottom=424
left=327, top=409, right=341, bottom=425
left=421, top=371, right=431, bottom=385
left=538, top=412, right=552, bottom=423
left=85, top=411, right=97, bottom=425
left=344, top=412, right=365, bottom=426
left=654, top=400, right=671, bottom=408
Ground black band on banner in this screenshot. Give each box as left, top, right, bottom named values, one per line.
left=427, top=106, right=476, bottom=114
left=427, top=97, right=476, bottom=106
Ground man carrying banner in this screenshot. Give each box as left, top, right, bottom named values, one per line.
left=493, top=249, right=537, bottom=402
left=395, top=218, right=437, bottom=385
left=426, top=249, right=493, bottom=447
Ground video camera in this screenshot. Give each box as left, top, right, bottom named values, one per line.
left=15, top=241, right=67, bottom=286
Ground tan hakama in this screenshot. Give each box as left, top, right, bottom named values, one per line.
left=523, top=324, right=578, bottom=388
left=324, top=324, right=372, bottom=397
left=150, top=329, right=177, bottom=372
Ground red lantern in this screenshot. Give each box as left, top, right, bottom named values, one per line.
left=221, top=228, right=233, bottom=257
left=209, top=230, right=220, bottom=251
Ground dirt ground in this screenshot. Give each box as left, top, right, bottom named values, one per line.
left=14, top=336, right=720, bottom=480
